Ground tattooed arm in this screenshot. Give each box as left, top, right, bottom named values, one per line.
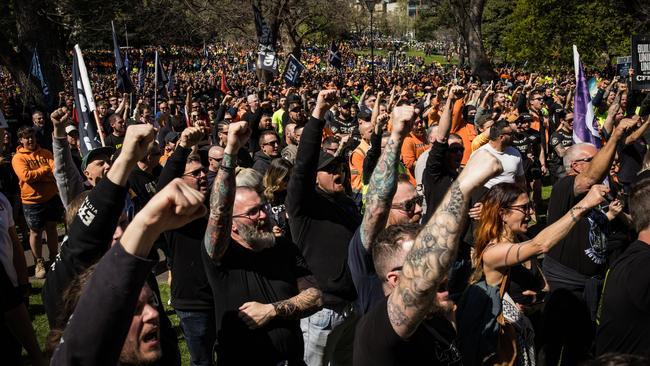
left=360, top=106, right=413, bottom=250
left=204, top=121, right=251, bottom=262
left=387, top=149, right=503, bottom=338
left=272, top=276, right=323, bottom=319
left=238, top=276, right=323, bottom=329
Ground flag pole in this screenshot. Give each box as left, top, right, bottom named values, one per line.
left=75, top=44, right=106, bottom=146
left=154, top=50, right=158, bottom=118
left=124, top=24, right=133, bottom=118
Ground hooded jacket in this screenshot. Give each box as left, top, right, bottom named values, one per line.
left=11, top=146, right=57, bottom=204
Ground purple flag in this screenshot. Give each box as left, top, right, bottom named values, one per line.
left=572, top=45, right=601, bottom=148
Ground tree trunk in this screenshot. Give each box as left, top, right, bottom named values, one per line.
left=450, top=0, right=497, bottom=81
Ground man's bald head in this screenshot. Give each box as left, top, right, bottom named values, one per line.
left=208, top=145, right=225, bottom=172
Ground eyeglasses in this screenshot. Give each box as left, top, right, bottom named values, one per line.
left=532, top=97, right=543, bottom=101
left=391, top=195, right=424, bottom=212
left=506, top=201, right=535, bottom=215
left=573, top=156, right=594, bottom=164
left=232, top=204, right=265, bottom=221
left=208, top=156, right=223, bottom=163
left=263, top=140, right=279, bottom=147
left=290, top=108, right=302, bottom=113
left=183, top=167, right=208, bottom=178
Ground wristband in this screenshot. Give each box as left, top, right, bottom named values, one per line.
left=570, top=206, right=586, bottom=222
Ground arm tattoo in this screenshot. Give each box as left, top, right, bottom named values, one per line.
left=272, top=286, right=323, bottom=320
left=388, top=180, right=468, bottom=336
left=361, top=136, right=404, bottom=249
left=204, top=153, right=236, bottom=262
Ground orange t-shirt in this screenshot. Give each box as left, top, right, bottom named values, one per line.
left=401, top=133, right=430, bottom=185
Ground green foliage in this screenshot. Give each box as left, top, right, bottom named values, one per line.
left=487, top=0, right=640, bottom=71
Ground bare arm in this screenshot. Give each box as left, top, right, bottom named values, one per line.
left=360, top=107, right=411, bottom=250
left=204, top=121, right=250, bottom=262
left=624, top=115, right=650, bottom=146
left=482, top=185, right=608, bottom=269
left=272, top=275, right=323, bottom=319
left=387, top=149, right=502, bottom=338
left=436, top=87, right=462, bottom=143
left=574, top=118, right=635, bottom=195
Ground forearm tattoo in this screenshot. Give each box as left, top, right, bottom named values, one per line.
left=204, top=153, right=236, bottom=262
left=272, top=287, right=323, bottom=320
left=389, top=180, right=467, bottom=334
left=361, top=136, right=403, bottom=248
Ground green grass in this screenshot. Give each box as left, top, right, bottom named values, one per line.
left=353, top=49, right=456, bottom=65
left=27, top=279, right=190, bottom=365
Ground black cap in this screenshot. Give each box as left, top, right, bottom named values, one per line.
left=317, top=152, right=340, bottom=171
left=518, top=113, right=533, bottom=123
left=164, top=131, right=180, bottom=144
left=81, top=146, right=116, bottom=171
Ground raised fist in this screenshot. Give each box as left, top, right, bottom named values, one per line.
left=580, top=184, right=609, bottom=209
left=460, top=149, right=503, bottom=190
left=179, top=127, right=204, bottom=148
left=122, top=124, right=156, bottom=162
left=391, top=105, right=416, bottom=137
left=226, top=121, right=252, bottom=152
left=136, top=178, right=207, bottom=234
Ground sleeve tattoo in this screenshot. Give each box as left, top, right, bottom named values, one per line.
left=388, top=180, right=467, bottom=336
left=204, top=153, right=236, bottom=262
left=361, top=136, right=403, bottom=249
left=272, top=276, right=323, bottom=319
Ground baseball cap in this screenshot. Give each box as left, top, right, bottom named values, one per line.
left=65, top=125, right=78, bottom=135
left=317, top=151, right=342, bottom=171
left=81, top=146, right=116, bottom=171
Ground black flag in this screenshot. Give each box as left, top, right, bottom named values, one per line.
left=73, top=46, right=102, bottom=156
left=111, top=21, right=134, bottom=93
left=154, top=51, right=168, bottom=95
left=283, top=55, right=305, bottom=86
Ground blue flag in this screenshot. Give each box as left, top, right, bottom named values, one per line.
left=283, top=55, right=305, bottom=87
left=328, top=41, right=342, bottom=69
left=112, top=21, right=134, bottom=93
left=30, top=47, right=53, bottom=107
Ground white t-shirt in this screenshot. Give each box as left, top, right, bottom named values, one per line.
left=475, top=143, right=524, bottom=189
left=0, top=192, right=17, bottom=287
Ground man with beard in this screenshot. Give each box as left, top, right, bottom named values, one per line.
left=348, top=105, right=423, bottom=314
left=50, top=178, right=207, bottom=366
left=157, top=126, right=216, bottom=366
left=325, top=99, right=357, bottom=136
left=511, top=112, right=544, bottom=209
left=203, top=120, right=323, bottom=365
left=353, top=148, right=503, bottom=366
left=105, top=114, right=127, bottom=149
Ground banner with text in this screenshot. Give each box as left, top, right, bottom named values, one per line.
left=283, top=55, right=305, bottom=86
left=632, top=35, right=650, bottom=90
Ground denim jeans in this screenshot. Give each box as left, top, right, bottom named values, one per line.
left=300, top=306, right=357, bottom=366
left=176, top=309, right=216, bottom=366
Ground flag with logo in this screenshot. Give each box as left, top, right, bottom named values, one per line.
left=572, top=45, right=601, bottom=148
left=283, top=55, right=305, bottom=86
left=73, top=45, right=102, bottom=156
left=328, top=41, right=342, bottom=69
left=30, top=47, right=53, bottom=107
left=112, top=21, right=134, bottom=93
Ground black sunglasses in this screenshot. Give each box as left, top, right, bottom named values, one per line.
left=391, top=195, right=424, bottom=212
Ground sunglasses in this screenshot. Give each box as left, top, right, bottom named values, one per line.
left=262, top=140, right=279, bottom=147
left=506, top=201, right=535, bottom=215
left=574, top=156, right=594, bottom=164
left=391, top=195, right=424, bottom=212
left=183, top=167, right=208, bottom=178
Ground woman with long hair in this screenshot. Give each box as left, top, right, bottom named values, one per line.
left=469, top=182, right=608, bottom=365
left=262, top=158, right=293, bottom=237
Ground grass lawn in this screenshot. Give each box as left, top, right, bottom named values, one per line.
left=26, top=279, right=190, bottom=365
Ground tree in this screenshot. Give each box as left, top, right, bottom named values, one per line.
left=448, top=0, right=497, bottom=81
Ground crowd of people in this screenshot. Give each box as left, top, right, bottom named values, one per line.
left=1, top=42, right=650, bottom=366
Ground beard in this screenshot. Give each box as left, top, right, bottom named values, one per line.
left=236, top=221, right=276, bottom=251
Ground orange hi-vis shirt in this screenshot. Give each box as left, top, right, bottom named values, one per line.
left=349, top=139, right=370, bottom=192
left=450, top=99, right=477, bottom=166
left=401, top=132, right=430, bottom=186
left=11, top=146, right=58, bottom=204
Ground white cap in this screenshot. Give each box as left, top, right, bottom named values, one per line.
left=65, top=125, right=78, bottom=134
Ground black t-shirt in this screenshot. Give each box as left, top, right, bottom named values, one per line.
left=549, top=129, right=573, bottom=167
left=546, top=175, right=609, bottom=276
left=354, top=297, right=462, bottom=366
left=201, top=237, right=312, bottom=365
left=325, top=110, right=357, bottom=135
left=347, top=228, right=385, bottom=314
left=423, top=141, right=457, bottom=223
left=127, top=168, right=157, bottom=213
left=104, top=133, right=125, bottom=149
left=596, top=240, right=650, bottom=356
left=511, top=129, right=540, bottom=159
